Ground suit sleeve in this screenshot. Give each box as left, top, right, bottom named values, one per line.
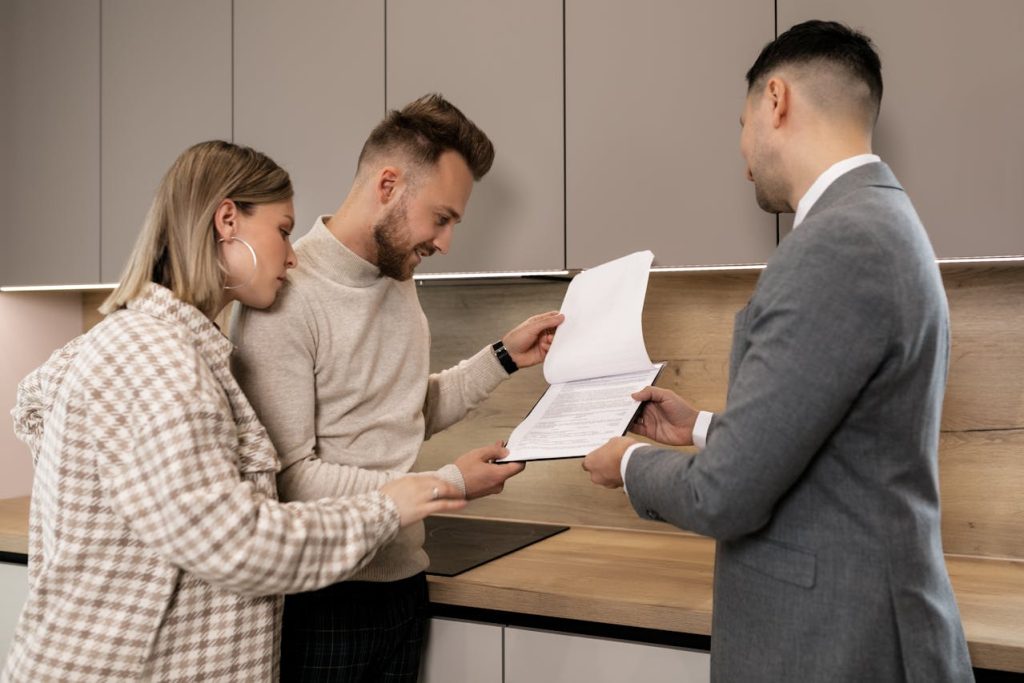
left=625, top=225, right=895, bottom=540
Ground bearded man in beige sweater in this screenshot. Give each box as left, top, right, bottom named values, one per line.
left=230, top=94, right=563, bottom=682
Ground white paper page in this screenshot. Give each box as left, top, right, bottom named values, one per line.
left=543, top=250, right=655, bottom=385
left=498, top=364, right=664, bottom=462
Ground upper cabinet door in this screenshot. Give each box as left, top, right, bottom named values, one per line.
left=387, top=0, right=565, bottom=273
left=234, top=1, right=384, bottom=241
left=566, top=0, right=777, bottom=270
left=778, top=1, right=1024, bottom=259
left=1, top=0, right=100, bottom=287
left=101, top=0, right=232, bottom=283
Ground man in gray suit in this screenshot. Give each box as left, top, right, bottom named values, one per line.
left=582, top=20, right=973, bottom=682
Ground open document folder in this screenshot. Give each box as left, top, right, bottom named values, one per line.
left=497, top=251, right=665, bottom=462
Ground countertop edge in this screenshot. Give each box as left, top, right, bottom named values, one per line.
left=427, top=576, right=713, bottom=637
left=2, top=498, right=1021, bottom=673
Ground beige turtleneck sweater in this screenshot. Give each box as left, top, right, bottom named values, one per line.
left=231, top=217, right=508, bottom=582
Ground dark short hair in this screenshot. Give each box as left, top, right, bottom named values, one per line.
left=358, top=93, right=495, bottom=181
left=746, top=20, right=883, bottom=120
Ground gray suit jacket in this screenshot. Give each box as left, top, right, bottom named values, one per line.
left=626, top=163, right=973, bottom=682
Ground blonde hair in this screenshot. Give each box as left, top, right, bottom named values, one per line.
left=100, top=140, right=293, bottom=317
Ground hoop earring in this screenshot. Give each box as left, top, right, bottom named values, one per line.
left=219, top=236, right=258, bottom=290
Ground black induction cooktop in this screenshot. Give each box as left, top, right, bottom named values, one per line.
left=423, top=516, right=569, bottom=577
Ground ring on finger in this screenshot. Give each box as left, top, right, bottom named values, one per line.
left=431, top=487, right=439, bottom=501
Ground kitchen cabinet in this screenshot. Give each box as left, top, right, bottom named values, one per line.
left=565, top=0, right=777, bottom=269
left=386, top=0, right=565, bottom=273
left=420, top=619, right=708, bottom=682
left=0, top=0, right=100, bottom=287
left=233, top=1, right=384, bottom=241
left=0, top=562, right=28, bottom=664
left=5, top=1, right=1020, bottom=289
left=419, top=618, right=502, bottom=683
left=100, top=0, right=232, bottom=282
left=504, top=626, right=710, bottom=683
left=777, top=1, right=1024, bottom=258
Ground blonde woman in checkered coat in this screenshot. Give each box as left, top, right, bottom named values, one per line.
left=4, top=141, right=466, bottom=682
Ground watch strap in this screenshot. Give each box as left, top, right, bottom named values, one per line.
left=491, top=340, right=519, bottom=374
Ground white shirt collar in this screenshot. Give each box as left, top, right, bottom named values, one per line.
left=792, top=154, right=881, bottom=228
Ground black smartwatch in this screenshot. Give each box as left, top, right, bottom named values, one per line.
left=491, top=340, right=519, bottom=375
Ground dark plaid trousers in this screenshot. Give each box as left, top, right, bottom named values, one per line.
left=279, top=572, right=429, bottom=682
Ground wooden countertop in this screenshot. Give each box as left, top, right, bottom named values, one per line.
left=0, top=496, right=29, bottom=556
left=2, top=498, right=1021, bottom=672
left=426, top=525, right=1024, bottom=673
left=428, top=525, right=716, bottom=636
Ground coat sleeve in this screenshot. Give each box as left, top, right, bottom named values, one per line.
left=11, top=335, right=86, bottom=464
left=625, top=223, right=895, bottom=541
left=93, top=329, right=400, bottom=597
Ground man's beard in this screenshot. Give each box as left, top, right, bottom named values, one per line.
left=754, top=179, right=792, bottom=214
left=749, top=145, right=793, bottom=215
left=372, top=201, right=435, bottom=281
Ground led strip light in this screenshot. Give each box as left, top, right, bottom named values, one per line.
left=2, top=256, right=1022, bottom=292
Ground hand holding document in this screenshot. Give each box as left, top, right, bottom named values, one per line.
left=497, top=251, right=665, bottom=462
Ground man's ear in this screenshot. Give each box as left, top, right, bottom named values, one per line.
left=213, top=199, right=238, bottom=241
left=376, top=167, right=400, bottom=206
left=766, top=77, right=790, bottom=129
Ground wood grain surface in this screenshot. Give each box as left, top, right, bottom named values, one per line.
left=424, top=521, right=1024, bottom=672
left=2, top=499, right=1022, bottom=670
left=415, top=266, right=1024, bottom=560
left=81, top=265, right=1024, bottom=557
left=0, top=497, right=29, bottom=555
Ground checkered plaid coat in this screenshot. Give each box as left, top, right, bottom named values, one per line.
left=4, top=284, right=400, bottom=682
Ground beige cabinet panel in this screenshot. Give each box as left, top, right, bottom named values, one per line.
left=233, top=1, right=384, bottom=241
left=387, top=0, right=564, bottom=273
left=566, top=0, right=777, bottom=269
left=419, top=618, right=503, bottom=683
left=504, top=627, right=710, bottom=683
left=1, top=0, right=100, bottom=286
left=101, top=0, right=232, bottom=282
left=0, top=563, right=28, bottom=665
left=778, top=1, right=1024, bottom=258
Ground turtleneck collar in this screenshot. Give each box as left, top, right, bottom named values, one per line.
left=297, top=216, right=386, bottom=289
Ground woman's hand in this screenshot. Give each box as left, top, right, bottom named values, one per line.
left=380, top=476, right=467, bottom=527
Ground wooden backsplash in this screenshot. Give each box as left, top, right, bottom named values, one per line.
left=83, top=265, right=1024, bottom=560
left=412, top=265, right=1024, bottom=562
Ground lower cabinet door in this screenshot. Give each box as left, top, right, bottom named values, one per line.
left=419, top=618, right=503, bottom=683
left=504, top=626, right=710, bottom=683
left=0, top=563, right=28, bottom=664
